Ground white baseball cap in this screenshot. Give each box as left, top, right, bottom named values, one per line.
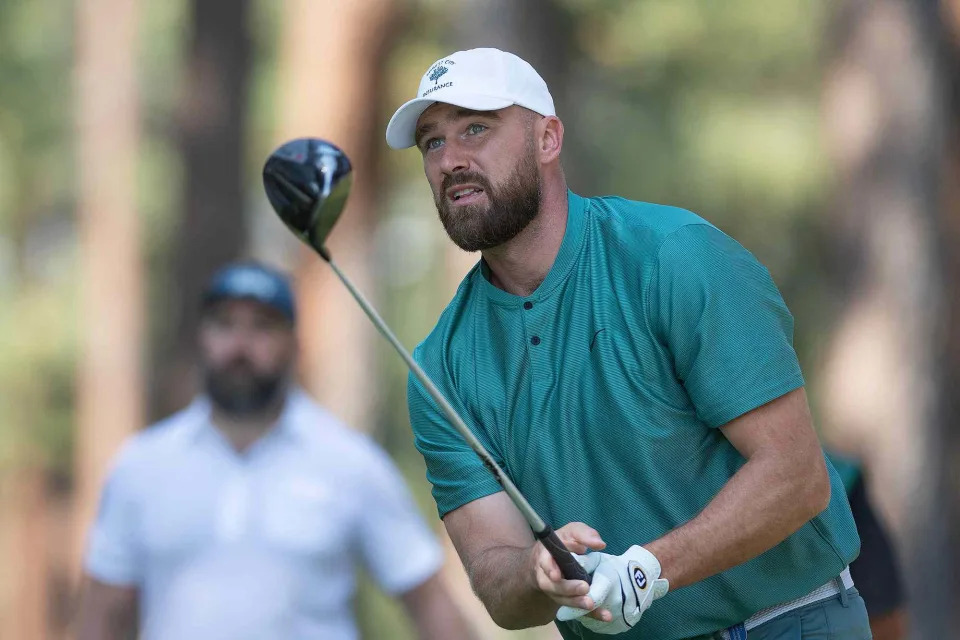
left=385, top=48, right=556, bottom=150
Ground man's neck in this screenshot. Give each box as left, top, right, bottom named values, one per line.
left=482, top=183, right=568, bottom=297
left=210, top=395, right=286, bottom=453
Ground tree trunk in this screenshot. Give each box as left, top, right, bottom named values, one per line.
left=153, top=0, right=253, bottom=418
left=451, top=0, right=575, bottom=113
left=73, top=0, right=144, bottom=583
left=932, top=0, right=960, bottom=623
left=274, top=0, right=398, bottom=432
left=0, top=469, right=48, bottom=640
left=820, top=0, right=952, bottom=636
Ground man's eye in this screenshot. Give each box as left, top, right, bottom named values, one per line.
left=467, top=123, right=487, bottom=135
left=254, top=321, right=282, bottom=333
left=424, top=138, right=443, bottom=151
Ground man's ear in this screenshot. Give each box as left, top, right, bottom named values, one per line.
left=538, top=115, right=564, bottom=164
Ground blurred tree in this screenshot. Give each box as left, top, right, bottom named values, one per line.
left=0, top=0, right=79, bottom=637
left=72, top=0, right=144, bottom=602
left=820, top=0, right=954, bottom=637
left=0, top=470, right=47, bottom=639
left=152, top=0, right=253, bottom=417
left=938, top=0, right=960, bottom=629
left=273, top=0, right=399, bottom=433
left=451, top=0, right=576, bottom=110
left=269, top=2, right=412, bottom=636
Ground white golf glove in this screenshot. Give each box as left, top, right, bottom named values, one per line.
left=556, top=545, right=669, bottom=635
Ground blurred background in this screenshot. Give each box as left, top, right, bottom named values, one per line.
left=1, top=0, right=958, bottom=637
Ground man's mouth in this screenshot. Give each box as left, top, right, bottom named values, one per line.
left=446, top=185, right=485, bottom=203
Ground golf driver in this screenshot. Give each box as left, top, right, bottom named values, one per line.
left=263, top=137, right=590, bottom=585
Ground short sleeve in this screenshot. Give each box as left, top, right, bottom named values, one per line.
left=646, top=224, right=805, bottom=427
left=83, top=443, right=143, bottom=586
left=406, top=351, right=504, bottom=518
left=355, top=446, right=444, bottom=595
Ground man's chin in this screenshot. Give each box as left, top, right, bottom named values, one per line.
left=210, top=395, right=281, bottom=417
left=440, top=200, right=488, bottom=221
left=205, top=377, right=285, bottom=416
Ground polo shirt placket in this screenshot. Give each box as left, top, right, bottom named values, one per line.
left=521, top=298, right=554, bottom=392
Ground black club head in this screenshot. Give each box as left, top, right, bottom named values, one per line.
left=262, top=138, right=353, bottom=258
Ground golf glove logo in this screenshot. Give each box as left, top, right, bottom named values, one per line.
left=633, top=566, right=646, bottom=590
left=556, top=545, right=669, bottom=635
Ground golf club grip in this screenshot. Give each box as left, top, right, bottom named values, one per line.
left=537, top=528, right=592, bottom=584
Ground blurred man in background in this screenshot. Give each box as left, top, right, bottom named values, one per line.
left=828, top=451, right=907, bottom=640
left=388, top=48, right=870, bottom=639
left=75, top=261, right=475, bottom=640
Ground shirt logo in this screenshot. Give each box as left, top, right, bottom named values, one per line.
left=589, top=328, right=606, bottom=351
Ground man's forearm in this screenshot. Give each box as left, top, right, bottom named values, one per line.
left=75, top=606, right=133, bottom=640
left=646, top=449, right=830, bottom=590
left=401, top=573, right=480, bottom=640
left=468, top=543, right=558, bottom=629
left=75, top=578, right=138, bottom=640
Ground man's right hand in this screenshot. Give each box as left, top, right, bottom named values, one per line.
left=531, top=522, right=614, bottom=623
left=443, top=494, right=612, bottom=629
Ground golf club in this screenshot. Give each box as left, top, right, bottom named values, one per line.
left=263, top=137, right=590, bottom=585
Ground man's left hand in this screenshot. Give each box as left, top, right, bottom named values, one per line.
left=556, top=545, right=669, bottom=634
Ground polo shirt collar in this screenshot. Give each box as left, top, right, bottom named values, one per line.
left=479, top=190, right=587, bottom=305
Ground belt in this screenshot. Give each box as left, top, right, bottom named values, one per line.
left=720, top=568, right=854, bottom=640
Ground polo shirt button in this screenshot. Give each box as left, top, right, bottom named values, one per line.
left=531, top=336, right=541, bottom=346
left=523, top=301, right=533, bottom=310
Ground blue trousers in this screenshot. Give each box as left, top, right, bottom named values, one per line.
left=746, top=587, right=872, bottom=640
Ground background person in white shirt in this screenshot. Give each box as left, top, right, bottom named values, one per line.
left=76, top=261, right=476, bottom=640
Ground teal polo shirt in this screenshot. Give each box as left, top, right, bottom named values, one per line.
left=408, top=191, right=860, bottom=640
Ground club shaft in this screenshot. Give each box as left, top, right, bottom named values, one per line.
left=321, top=254, right=589, bottom=581
left=325, top=257, right=548, bottom=529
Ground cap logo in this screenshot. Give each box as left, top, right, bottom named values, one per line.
left=421, top=60, right=456, bottom=97
left=428, top=64, right=449, bottom=85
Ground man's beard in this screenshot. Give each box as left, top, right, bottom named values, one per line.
left=204, top=360, right=286, bottom=417
left=434, top=144, right=542, bottom=252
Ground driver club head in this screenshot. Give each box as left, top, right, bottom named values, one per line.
left=262, top=138, right=353, bottom=259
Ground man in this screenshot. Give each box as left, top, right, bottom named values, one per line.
left=827, top=451, right=907, bottom=640
left=76, top=262, right=475, bottom=640
left=386, top=48, right=872, bottom=639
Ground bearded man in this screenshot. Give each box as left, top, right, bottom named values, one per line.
left=388, top=48, right=870, bottom=640
left=76, top=261, right=476, bottom=640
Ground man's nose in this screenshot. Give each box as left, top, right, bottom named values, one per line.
left=438, top=139, right=470, bottom=175
left=222, top=326, right=255, bottom=354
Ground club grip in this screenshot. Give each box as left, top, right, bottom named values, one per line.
left=536, top=527, right=592, bottom=584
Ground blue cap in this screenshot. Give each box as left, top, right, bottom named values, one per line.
left=202, top=262, right=296, bottom=322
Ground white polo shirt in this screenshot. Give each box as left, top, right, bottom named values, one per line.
left=85, top=390, right=444, bottom=640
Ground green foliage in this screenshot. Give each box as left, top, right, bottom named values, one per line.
left=0, top=0, right=74, bottom=227
left=0, top=0, right=76, bottom=471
